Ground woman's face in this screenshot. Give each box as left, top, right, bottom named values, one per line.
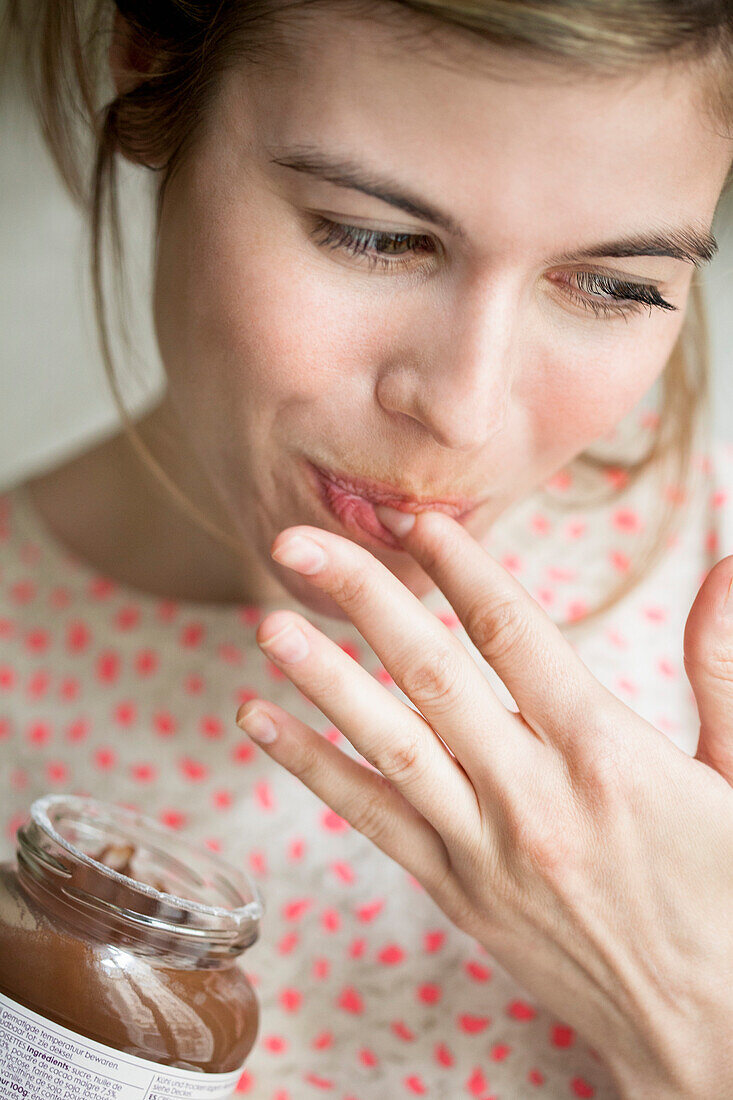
left=151, top=10, right=732, bottom=620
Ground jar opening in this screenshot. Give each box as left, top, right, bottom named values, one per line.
left=17, top=795, right=263, bottom=955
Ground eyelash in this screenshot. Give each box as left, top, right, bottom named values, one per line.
left=309, top=216, right=678, bottom=320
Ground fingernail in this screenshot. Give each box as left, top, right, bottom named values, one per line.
left=374, top=505, right=416, bottom=537
left=272, top=535, right=327, bottom=574
left=237, top=705, right=278, bottom=743
left=259, top=622, right=310, bottom=663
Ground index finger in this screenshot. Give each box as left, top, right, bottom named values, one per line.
left=269, top=525, right=542, bottom=788
left=381, top=508, right=600, bottom=752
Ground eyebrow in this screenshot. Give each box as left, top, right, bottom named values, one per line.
left=268, top=144, right=719, bottom=268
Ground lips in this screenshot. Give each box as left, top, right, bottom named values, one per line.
left=309, top=462, right=477, bottom=518
left=307, top=461, right=479, bottom=550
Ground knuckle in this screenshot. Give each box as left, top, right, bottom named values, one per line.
left=684, top=644, right=733, bottom=687
left=399, top=642, right=466, bottom=712
left=467, top=595, right=529, bottom=664
left=372, top=730, right=425, bottom=787
left=562, top=695, right=636, bottom=799
left=499, top=776, right=581, bottom=884
left=342, top=783, right=394, bottom=845
left=288, top=735, right=328, bottom=786
left=329, top=566, right=371, bottom=612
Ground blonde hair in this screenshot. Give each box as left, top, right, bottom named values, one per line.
left=4, top=0, right=733, bottom=629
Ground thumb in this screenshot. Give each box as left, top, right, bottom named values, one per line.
left=683, top=554, right=733, bottom=784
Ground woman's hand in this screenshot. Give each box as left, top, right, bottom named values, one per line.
left=235, top=510, right=733, bottom=1099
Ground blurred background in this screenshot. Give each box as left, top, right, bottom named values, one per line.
left=1, top=58, right=732, bottom=492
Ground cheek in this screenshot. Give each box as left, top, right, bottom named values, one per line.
left=526, top=318, right=684, bottom=457
left=153, top=197, right=382, bottom=440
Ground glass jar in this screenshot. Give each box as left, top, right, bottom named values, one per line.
left=0, top=794, right=264, bottom=1099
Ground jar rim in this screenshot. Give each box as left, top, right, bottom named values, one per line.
left=19, top=794, right=264, bottom=951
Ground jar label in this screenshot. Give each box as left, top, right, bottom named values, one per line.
left=0, top=991, right=246, bottom=1099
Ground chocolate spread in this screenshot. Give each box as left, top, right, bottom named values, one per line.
left=0, top=795, right=263, bottom=1074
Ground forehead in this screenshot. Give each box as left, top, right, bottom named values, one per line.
left=223, top=7, right=732, bottom=248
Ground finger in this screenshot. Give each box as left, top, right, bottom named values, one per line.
left=684, top=555, right=733, bottom=784
left=235, top=698, right=451, bottom=892
left=376, top=508, right=600, bottom=751
left=254, top=609, right=483, bottom=844
left=267, top=530, right=541, bottom=789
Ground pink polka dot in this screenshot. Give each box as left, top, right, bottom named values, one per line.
left=355, top=898, right=384, bottom=922
left=458, top=1014, right=490, bottom=1034
left=506, top=999, right=536, bottom=1021
left=88, top=577, right=116, bottom=600
left=96, top=651, right=120, bottom=684
left=336, top=986, right=363, bottom=1014
left=218, top=642, right=244, bottom=664
left=377, top=944, right=404, bottom=966
left=278, top=987, right=303, bottom=1013
left=330, top=860, right=354, bottom=883
left=391, top=1021, right=415, bottom=1042
left=25, top=628, right=49, bottom=653
left=254, top=780, right=275, bottom=810
left=303, top=1073, right=332, bottom=1090
left=179, top=756, right=208, bottom=782
left=179, top=621, right=205, bottom=648
left=422, top=929, right=445, bottom=952
left=27, top=721, right=51, bottom=746
left=200, top=715, right=223, bottom=739
left=0, top=666, right=16, bottom=690
left=465, top=1066, right=489, bottom=1096
left=282, top=897, right=312, bottom=922
left=416, top=983, right=441, bottom=1005
left=134, top=649, right=158, bottom=676
left=312, top=958, right=330, bottom=980
left=114, top=701, right=136, bottom=726
left=464, top=960, right=492, bottom=982
left=26, top=670, right=50, bottom=698
left=10, top=580, right=36, bottom=605
left=321, top=809, right=349, bottom=832
left=159, top=809, right=186, bottom=830
left=434, top=1042, right=454, bottom=1068
left=570, top=1078, right=595, bottom=1098
left=66, top=621, right=91, bottom=652
left=114, top=605, right=140, bottom=631
left=59, top=677, right=80, bottom=701
left=46, top=761, right=68, bottom=784
left=550, top=1024, right=575, bottom=1048
left=153, top=710, right=177, bottom=736
left=93, top=747, right=117, bottom=771
left=263, top=1034, right=287, bottom=1054
left=612, top=508, right=642, bottom=533
left=321, top=909, right=341, bottom=933
left=249, top=850, right=267, bottom=876
left=131, top=763, right=157, bottom=784
left=277, top=932, right=299, bottom=956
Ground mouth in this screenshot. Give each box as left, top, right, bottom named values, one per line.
left=305, top=460, right=480, bottom=550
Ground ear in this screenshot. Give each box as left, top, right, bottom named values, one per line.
left=109, top=9, right=155, bottom=99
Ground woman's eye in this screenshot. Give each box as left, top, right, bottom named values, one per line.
left=561, top=270, right=678, bottom=320
left=309, top=217, right=436, bottom=272
left=308, top=217, right=677, bottom=320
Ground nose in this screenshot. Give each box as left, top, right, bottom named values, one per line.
left=376, top=280, right=517, bottom=451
